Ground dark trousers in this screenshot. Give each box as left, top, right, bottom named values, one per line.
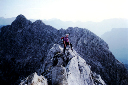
left=63, top=42, right=72, bottom=53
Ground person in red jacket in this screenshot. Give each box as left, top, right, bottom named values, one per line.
left=61, top=34, right=73, bottom=54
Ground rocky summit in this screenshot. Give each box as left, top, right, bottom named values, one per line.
left=0, top=14, right=128, bottom=85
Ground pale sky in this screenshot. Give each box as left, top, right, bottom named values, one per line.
left=0, top=0, right=128, bottom=22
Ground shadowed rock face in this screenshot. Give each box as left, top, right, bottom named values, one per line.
left=124, top=64, right=128, bottom=71
left=0, top=25, right=4, bottom=32
left=0, top=14, right=128, bottom=85
left=0, top=15, right=58, bottom=84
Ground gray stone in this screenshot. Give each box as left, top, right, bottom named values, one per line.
left=52, top=65, right=68, bottom=85
left=20, top=72, right=48, bottom=85
left=39, top=44, right=105, bottom=85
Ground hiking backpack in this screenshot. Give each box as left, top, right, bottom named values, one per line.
left=61, top=37, right=64, bottom=43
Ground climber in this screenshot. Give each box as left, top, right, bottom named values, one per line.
left=61, top=34, right=73, bottom=54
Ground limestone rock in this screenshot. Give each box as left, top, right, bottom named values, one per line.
left=52, top=65, right=68, bottom=85
left=20, top=72, right=48, bottom=85
left=39, top=44, right=105, bottom=85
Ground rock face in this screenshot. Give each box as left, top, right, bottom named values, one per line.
left=20, top=72, right=48, bottom=85
left=30, top=44, right=106, bottom=85
left=52, top=66, right=68, bottom=85
left=0, top=14, right=128, bottom=85
left=58, top=27, right=128, bottom=85
left=0, top=15, right=57, bottom=84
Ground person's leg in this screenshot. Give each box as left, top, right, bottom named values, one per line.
left=66, top=42, right=69, bottom=45
left=66, top=42, right=73, bottom=50
left=70, top=43, right=73, bottom=49
left=65, top=42, right=69, bottom=49
left=63, top=44, right=66, bottom=54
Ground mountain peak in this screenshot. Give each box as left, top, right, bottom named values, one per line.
left=11, top=14, right=32, bottom=30
left=33, top=20, right=45, bottom=26
left=16, top=14, right=26, bottom=20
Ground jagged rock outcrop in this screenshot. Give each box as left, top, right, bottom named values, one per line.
left=52, top=66, right=68, bottom=85
left=37, top=44, right=105, bottom=85
left=20, top=72, right=48, bottom=85
left=0, top=14, right=128, bottom=85
left=11, top=14, right=32, bottom=31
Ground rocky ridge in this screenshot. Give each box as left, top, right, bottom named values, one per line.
left=0, top=14, right=128, bottom=85
left=58, top=27, right=128, bottom=85
left=21, top=44, right=106, bottom=85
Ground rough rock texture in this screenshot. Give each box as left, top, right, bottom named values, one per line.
left=52, top=66, right=68, bottom=85
left=0, top=14, right=57, bottom=84
left=37, top=44, right=105, bottom=85
left=0, top=14, right=128, bottom=85
left=58, top=27, right=128, bottom=85
left=20, top=72, right=48, bottom=85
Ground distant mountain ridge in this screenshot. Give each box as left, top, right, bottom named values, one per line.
left=1, top=17, right=128, bottom=36
left=0, top=14, right=128, bottom=85
left=0, top=25, right=4, bottom=32
left=43, top=18, right=128, bottom=36
left=0, top=17, right=15, bottom=25
left=101, top=28, right=128, bottom=64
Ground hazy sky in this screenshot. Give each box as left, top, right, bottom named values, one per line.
left=0, top=0, right=128, bottom=22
